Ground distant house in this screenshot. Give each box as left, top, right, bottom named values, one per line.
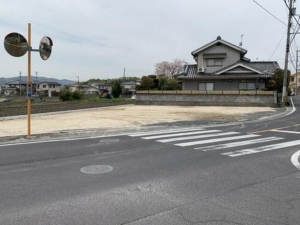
left=289, top=72, right=300, bottom=95
left=69, top=84, right=79, bottom=92
left=3, top=87, right=18, bottom=96
left=37, top=81, right=62, bottom=97
left=174, top=36, right=280, bottom=91
left=84, top=87, right=100, bottom=95
left=91, top=83, right=112, bottom=93
left=121, top=81, right=140, bottom=95
left=5, top=80, right=27, bottom=96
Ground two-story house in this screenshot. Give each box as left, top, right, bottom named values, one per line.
left=174, top=36, right=280, bottom=91
left=37, top=81, right=62, bottom=97
left=121, top=81, right=140, bottom=95
left=289, top=72, right=300, bottom=95
left=5, top=80, right=27, bottom=96
left=91, top=83, right=112, bottom=93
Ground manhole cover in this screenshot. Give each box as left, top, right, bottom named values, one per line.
left=100, top=139, right=120, bottom=143
left=80, top=165, right=113, bottom=174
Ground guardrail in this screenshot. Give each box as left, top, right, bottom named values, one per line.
left=136, top=90, right=274, bottom=95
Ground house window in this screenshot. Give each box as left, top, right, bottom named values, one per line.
left=43, top=85, right=46, bottom=88
left=291, top=77, right=295, bottom=82
left=199, top=83, right=214, bottom=91
left=298, top=78, right=300, bottom=82
left=206, top=59, right=223, bottom=67
left=239, top=83, right=255, bottom=90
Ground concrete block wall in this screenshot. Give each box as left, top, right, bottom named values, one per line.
left=136, top=93, right=278, bottom=107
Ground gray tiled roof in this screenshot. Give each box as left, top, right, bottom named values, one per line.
left=175, top=63, right=274, bottom=79
left=39, top=81, right=62, bottom=85
left=5, top=80, right=27, bottom=85
left=213, top=61, right=278, bottom=75
left=247, top=61, right=280, bottom=73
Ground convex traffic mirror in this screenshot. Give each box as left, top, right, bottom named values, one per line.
left=4, top=32, right=28, bottom=57
left=39, top=36, right=53, bottom=60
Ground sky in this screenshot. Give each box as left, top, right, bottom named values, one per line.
left=0, top=0, right=298, bottom=81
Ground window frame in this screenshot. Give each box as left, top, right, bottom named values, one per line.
left=206, top=58, right=223, bottom=67
left=198, top=82, right=214, bottom=91
left=238, top=82, right=256, bottom=90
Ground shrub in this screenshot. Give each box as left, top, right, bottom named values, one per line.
left=59, top=90, right=72, bottom=101
left=72, top=91, right=84, bottom=100
left=112, top=79, right=122, bottom=98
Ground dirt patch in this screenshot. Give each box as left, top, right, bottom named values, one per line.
left=0, top=105, right=277, bottom=138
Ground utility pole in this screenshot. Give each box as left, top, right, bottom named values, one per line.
left=296, top=47, right=299, bottom=96
left=282, top=0, right=295, bottom=105
left=35, top=71, right=38, bottom=95
left=19, top=71, right=22, bottom=96
left=122, top=68, right=125, bottom=96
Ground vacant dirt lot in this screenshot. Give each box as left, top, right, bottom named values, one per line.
left=0, top=100, right=133, bottom=117
left=0, top=105, right=278, bottom=138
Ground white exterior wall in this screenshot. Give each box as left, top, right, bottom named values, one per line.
left=38, top=83, right=61, bottom=93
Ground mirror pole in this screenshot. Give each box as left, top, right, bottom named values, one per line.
left=27, top=23, right=31, bottom=137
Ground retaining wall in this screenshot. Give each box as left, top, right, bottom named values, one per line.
left=136, top=92, right=278, bottom=107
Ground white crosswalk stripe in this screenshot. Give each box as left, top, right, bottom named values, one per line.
left=175, top=134, right=260, bottom=147
left=196, top=137, right=284, bottom=151
left=143, top=130, right=221, bottom=140
left=222, top=140, right=300, bottom=157
left=128, top=128, right=205, bottom=137
left=157, top=132, right=239, bottom=143
left=127, top=128, right=300, bottom=158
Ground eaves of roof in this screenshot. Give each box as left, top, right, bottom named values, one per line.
left=176, top=74, right=273, bottom=79
left=191, top=38, right=247, bottom=56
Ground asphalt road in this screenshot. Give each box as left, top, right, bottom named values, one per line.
left=1, top=98, right=300, bottom=225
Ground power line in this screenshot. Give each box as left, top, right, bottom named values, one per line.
left=253, top=0, right=287, bottom=26
left=269, top=32, right=286, bottom=60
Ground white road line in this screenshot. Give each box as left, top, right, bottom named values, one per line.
left=157, top=132, right=239, bottom=143
left=196, top=137, right=284, bottom=151
left=128, top=128, right=204, bottom=137
left=270, top=130, right=300, bottom=134
left=175, top=134, right=259, bottom=147
left=222, top=140, right=300, bottom=157
left=291, top=150, right=300, bottom=170
left=142, top=130, right=221, bottom=140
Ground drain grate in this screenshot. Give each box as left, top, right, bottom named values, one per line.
left=100, top=139, right=120, bottom=143
left=80, top=165, right=113, bottom=174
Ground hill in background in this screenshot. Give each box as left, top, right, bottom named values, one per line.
left=0, top=76, right=76, bottom=85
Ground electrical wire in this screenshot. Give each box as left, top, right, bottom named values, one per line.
left=269, top=32, right=286, bottom=60
left=253, top=0, right=287, bottom=26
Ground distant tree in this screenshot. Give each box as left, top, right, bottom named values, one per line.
left=124, top=76, right=140, bottom=81
left=267, top=69, right=290, bottom=92
left=72, top=90, right=84, bottom=100
left=155, top=59, right=187, bottom=77
left=157, top=74, right=168, bottom=90
left=59, top=90, right=72, bottom=101
left=63, top=84, right=70, bottom=90
left=140, top=76, right=154, bottom=90
left=112, top=79, right=122, bottom=98
left=165, top=78, right=181, bottom=90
